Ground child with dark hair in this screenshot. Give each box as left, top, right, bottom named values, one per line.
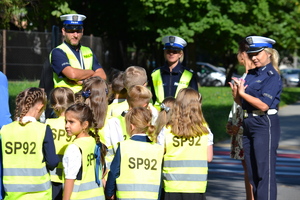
left=63, top=103, right=105, bottom=200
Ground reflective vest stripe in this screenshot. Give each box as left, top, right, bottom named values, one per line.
left=4, top=166, right=48, bottom=176
left=174, top=70, right=193, bottom=97
left=163, top=173, right=207, bottom=181
left=151, top=69, right=193, bottom=105
left=50, top=167, right=63, bottom=177
left=73, top=181, right=102, bottom=192
left=163, top=160, right=207, bottom=167
left=4, top=181, right=51, bottom=192
left=117, top=183, right=160, bottom=192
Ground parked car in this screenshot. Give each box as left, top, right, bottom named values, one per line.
left=280, top=68, right=300, bottom=87
left=195, top=62, right=226, bottom=86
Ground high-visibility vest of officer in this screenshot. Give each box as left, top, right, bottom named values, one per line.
left=151, top=35, right=199, bottom=109
left=50, top=14, right=106, bottom=94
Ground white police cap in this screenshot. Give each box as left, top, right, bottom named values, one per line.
left=60, top=14, right=86, bottom=25
left=162, top=36, right=187, bottom=50
left=246, top=36, right=276, bottom=53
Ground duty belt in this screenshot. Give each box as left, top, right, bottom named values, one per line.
left=243, top=109, right=278, bottom=118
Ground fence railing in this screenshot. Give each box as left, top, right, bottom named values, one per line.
left=0, top=29, right=104, bottom=80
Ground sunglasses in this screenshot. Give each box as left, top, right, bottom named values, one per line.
left=166, top=49, right=181, bottom=54
left=64, top=29, right=83, bottom=33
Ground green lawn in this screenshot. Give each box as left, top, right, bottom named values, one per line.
left=8, top=81, right=300, bottom=143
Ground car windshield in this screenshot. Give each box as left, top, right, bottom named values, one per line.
left=282, top=69, right=300, bottom=74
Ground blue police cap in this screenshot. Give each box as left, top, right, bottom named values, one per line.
left=60, top=14, right=86, bottom=29
left=162, top=36, right=187, bottom=50
left=246, top=36, right=276, bottom=53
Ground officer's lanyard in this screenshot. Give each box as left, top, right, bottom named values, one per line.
left=79, top=50, right=85, bottom=69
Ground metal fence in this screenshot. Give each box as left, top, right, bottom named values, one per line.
left=0, top=29, right=105, bottom=80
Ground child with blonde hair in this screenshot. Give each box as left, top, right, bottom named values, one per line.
left=1, top=87, right=59, bottom=199
left=105, top=107, right=164, bottom=200
left=45, top=87, right=75, bottom=200
left=162, top=88, right=213, bottom=200
left=110, top=66, right=148, bottom=117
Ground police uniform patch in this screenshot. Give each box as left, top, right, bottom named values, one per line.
left=267, top=70, right=274, bottom=76
left=263, top=93, right=273, bottom=99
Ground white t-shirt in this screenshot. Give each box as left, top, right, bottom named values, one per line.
left=63, top=144, right=82, bottom=179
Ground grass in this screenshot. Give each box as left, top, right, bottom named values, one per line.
left=8, top=80, right=39, bottom=118
left=8, top=81, right=300, bottom=143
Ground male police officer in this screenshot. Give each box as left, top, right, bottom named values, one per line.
left=151, top=36, right=198, bottom=109
left=50, top=14, right=106, bottom=93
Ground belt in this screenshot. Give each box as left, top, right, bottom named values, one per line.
left=243, top=109, right=278, bottom=118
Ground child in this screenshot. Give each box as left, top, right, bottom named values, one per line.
left=109, top=66, right=148, bottom=117
left=162, top=88, right=213, bottom=200
left=78, top=76, right=109, bottom=144
left=45, top=87, right=76, bottom=200
left=63, top=103, right=105, bottom=200
left=107, top=70, right=126, bottom=108
left=0, top=87, right=59, bottom=200
left=105, top=107, right=164, bottom=199
left=105, top=85, right=155, bottom=158
left=154, top=96, right=176, bottom=144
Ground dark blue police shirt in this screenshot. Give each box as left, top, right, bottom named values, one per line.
left=242, top=63, right=282, bottom=111
left=153, top=62, right=198, bottom=98
left=51, top=41, right=102, bottom=78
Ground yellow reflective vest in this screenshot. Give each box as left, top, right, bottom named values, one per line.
left=46, top=116, right=75, bottom=183
left=163, top=126, right=208, bottom=193
left=51, top=43, right=93, bottom=93
left=116, top=139, right=164, bottom=199
left=1, top=121, right=51, bottom=200
left=151, top=69, right=193, bottom=109
left=68, top=136, right=105, bottom=200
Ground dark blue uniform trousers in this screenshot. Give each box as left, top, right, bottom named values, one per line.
left=243, top=114, right=280, bottom=200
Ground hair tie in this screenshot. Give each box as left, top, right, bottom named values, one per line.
left=82, top=90, right=91, bottom=98
left=160, top=103, right=170, bottom=113
left=105, top=88, right=108, bottom=94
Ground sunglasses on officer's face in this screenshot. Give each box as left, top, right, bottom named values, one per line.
left=64, top=29, right=83, bottom=33
left=165, top=49, right=181, bottom=54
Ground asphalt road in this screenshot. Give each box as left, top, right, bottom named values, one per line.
left=206, top=101, right=300, bottom=200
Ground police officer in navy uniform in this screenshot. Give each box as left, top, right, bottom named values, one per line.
left=230, top=36, right=282, bottom=200
left=50, top=14, right=106, bottom=94
left=150, top=36, right=198, bottom=109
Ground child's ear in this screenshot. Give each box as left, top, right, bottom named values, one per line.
left=130, top=124, right=135, bottom=131
left=82, top=121, right=89, bottom=130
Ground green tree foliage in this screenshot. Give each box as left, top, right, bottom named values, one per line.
left=2, top=0, right=300, bottom=75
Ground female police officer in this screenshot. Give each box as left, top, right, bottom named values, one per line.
left=151, top=36, right=198, bottom=110
left=230, top=36, right=282, bottom=200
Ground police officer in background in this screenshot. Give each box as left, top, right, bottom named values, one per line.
left=50, top=14, right=106, bottom=94
left=230, top=36, right=282, bottom=200
left=151, top=36, right=198, bottom=109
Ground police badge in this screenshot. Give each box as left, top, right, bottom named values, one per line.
left=72, top=15, right=78, bottom=22
left=169, top=36, right=175, bottom=46
left=246, top=37, right=253, bottom=45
